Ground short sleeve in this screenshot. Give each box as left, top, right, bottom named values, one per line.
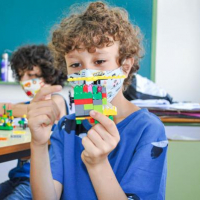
left=120, top=122, right=168, bottom=200
left=49, top=121, right=65, bottom=185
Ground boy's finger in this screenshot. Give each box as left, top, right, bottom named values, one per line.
left=90, top=110, right=117, bottom=137
left=32, top=85, right=62, bottom=102
left=42, top=85, right=52, bottom=100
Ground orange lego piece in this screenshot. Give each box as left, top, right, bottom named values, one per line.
left=0, top=137, right=7, bottom=141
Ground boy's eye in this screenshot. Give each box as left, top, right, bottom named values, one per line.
left=28, top=74, right=41, bottom=78
left=95, top=60, right=106, bottom=65
left=70, top=63, right=81, bottom=68
left=28, top=74, right=36, bottom=77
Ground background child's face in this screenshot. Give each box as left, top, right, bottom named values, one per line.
left=20, top=66, right=43, bottom=82
left=65, top=41, right=120, bottom=75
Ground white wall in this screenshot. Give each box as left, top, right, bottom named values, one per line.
left=155, top=0, right=200, bottom=102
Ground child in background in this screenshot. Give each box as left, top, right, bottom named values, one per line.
left=0, top=44, right=67, bottom=119
left=28, top=2, right=168, bottom=200
left=0, top=45, right=68, bottom=200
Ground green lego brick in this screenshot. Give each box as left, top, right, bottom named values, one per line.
left=74, top=93, right=84, bottom=100
left=95, top=120, right=99, bottom=124
left=84, top=92, right=93, bottom=99
left=92, top=85, right=97, bottom=93
left=93, top=105, right=103, bottom=113
left=76, top=120, right=82, bottom=124
left=74, top=85, right=85, bottom=99
left=93, top=92, right=102, bottom=100
left=74, top=85, right=83, bottom=93
left=74, top=92, right=93, bottom=99
left=0, top=126, right=13, bottom=130
left=109, top=115, right=114, bottom=121
left=102, top=98, right=107, bottom=105
left=84, top=104, right=93, bottom=110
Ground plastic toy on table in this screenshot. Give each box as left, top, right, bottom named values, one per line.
left=18, top=114, right=28, bottom=130
left=0, top=104, right=14, bottom=130
left=68, top=74, right=126, bottom=124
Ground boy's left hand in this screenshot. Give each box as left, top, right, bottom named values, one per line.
left=81, top=110, right=120, bottom=168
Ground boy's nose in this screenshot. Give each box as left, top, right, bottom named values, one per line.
left=82, top=63, right=96, bottom=70
left=20, top=74, right=29, bottom=82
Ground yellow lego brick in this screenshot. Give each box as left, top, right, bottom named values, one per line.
left=76, top=117, right=86, bottom=120
left=13, top=130, right=26, bottom=134
left=67, top=75, right=126, bottom=82
left=103, top=106, right=117, bottom=115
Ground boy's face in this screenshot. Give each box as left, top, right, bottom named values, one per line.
left=65, top=41, right=120, bottom=75
left=20, top=66, right=43, bottom=82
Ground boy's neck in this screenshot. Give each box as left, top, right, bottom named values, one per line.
left=111, top=89, right=140, bottom=124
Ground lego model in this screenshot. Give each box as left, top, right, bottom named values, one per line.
left=18, top=114, right=28, bottom=130
left=68, top=74, right=126, bottom=124
left=0, top=104, right=14, bottom=130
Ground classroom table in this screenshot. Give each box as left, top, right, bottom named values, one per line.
left=0, top=127, right=32, bottom=163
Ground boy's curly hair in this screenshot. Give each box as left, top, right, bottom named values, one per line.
left=10, top=44, right=67, bottom=86
left=50, top=1, right=143, bottom=89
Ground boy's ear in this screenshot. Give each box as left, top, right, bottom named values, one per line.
left=122, top=57, right=134, bottom=77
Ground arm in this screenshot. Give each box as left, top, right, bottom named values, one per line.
left=31, top=143, right=62, bottom=200
left=81, top=111, right=127, bottom=200
left=86, top=159, right=127, bottom=200
left=28, top=86, right=63, bottom=200
left=0, top=102, right=28, bottom=117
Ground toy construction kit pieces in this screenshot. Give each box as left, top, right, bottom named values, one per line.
left=0, top=105, right=28, bottom=131
left=0, top=104, right=14, bottom=130
left=68, top=69, right=126, bottom=124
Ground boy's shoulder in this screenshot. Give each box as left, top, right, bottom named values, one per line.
left=122, top=108, right=164, bottom=129
left=120, top=109, right=167, bottom=144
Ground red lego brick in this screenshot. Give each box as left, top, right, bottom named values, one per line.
left=83, top=84, right=88, bottom=92
left=102, top=93, right=107, bottom=98
left=74, top=99, right=93, bottom=105
left=90, top=118, right=95, bottom=123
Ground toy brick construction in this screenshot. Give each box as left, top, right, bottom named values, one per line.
left=68, top=74, right=126, bottom=124
left=0, top=104, right=14, bottom=130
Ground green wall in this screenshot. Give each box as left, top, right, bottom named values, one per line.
left=0, top=0, right=153, bottom=79
left=166, top=141, right=200, bottom=200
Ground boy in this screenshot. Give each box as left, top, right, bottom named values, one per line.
left=0, top=45, right=68, bottom=199
left=28, top=2, right=167, bottom=200
left=0, top=44, right=67, bottom=118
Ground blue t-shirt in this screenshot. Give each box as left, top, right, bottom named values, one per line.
left=49, top=108, right=168, bottom=200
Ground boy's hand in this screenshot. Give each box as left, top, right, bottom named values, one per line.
left=81, top=110, right=120, bottom=168
left=27, top=85, right=62, bottom=146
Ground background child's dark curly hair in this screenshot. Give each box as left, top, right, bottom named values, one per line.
left=50, top=1, right=143, bottom=89
left=10, top=44, right=67, bottom=87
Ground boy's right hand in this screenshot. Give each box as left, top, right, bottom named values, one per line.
left=27, top=85, right=62, bottom=146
